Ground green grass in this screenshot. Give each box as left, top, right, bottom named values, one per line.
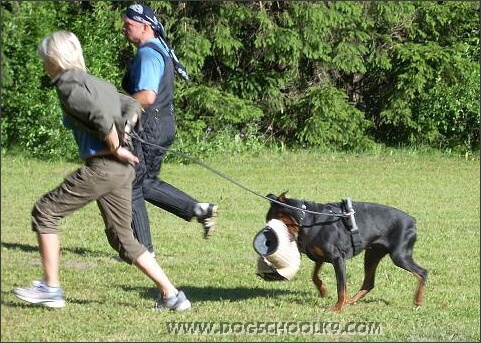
left=1, top=150, right=479, bottom=342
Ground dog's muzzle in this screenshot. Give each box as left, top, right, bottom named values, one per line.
left=253, top=219, right=301, bottom=281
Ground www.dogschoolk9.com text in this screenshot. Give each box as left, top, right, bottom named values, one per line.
left=165, top=321, right=383, bottom=336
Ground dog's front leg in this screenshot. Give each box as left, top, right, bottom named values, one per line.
left=312, top=262, right=327, bottom=297
left=330, top=257, right=347, bottom=312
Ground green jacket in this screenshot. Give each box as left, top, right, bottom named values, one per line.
left=53, top=69, right=140, bottom=141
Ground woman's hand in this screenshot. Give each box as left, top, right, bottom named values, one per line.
left=113, top=146, right=139, bottom=165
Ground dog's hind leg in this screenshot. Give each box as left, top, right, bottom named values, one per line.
left=312, top=262, right=327, bottom=297
left=389, top=229, right=428, bottom=307
left=390, top=257, right=428, bottom=307
left=348, top=244, right=388, bottom=305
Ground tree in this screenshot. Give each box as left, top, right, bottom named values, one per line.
left=1, top=1, right=479, bottom=160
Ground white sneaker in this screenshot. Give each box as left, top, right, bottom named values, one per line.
left=13, top=280, right=65, bottom=308
left=194, top=203, right=218, bottom=238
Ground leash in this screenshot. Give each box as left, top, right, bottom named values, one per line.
left=129, top=131, right=350, bottom=218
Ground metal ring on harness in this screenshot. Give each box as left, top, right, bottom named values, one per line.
left=253, top=219, right=301, bottom=281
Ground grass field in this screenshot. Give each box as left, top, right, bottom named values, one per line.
left=1, top=150, right=479, bottom=342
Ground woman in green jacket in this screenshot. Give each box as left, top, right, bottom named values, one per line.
left=12, top=30, right=191, bottom=312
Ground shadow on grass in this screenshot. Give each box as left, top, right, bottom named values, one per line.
left=3, top=242, right=316, bottom=306
left=1, top=291, right=105, bottom=310
left=1, top=290, right=107, bottom=308
left=353, top=297, right=390, bottom=306
left=1, top=241, right=110, bottom=258
left=121, top=284, right=310, bottom=303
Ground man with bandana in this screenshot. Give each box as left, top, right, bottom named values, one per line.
left=121, top=4, right=218, bottom=257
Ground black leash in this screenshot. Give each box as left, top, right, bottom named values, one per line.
left=129, top=131, right=350, bottom=218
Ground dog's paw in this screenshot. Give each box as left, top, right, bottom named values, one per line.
left=329, top=304, right=344, bottom=312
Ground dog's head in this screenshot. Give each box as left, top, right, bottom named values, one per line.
left=254, top=192, right=303, bottom=282
left=265, top=192, right=305, bottom=236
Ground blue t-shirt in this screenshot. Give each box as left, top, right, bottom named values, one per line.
left=63, top=116, right=106, bottom=160
left=126, top=39, right=167, bottom=94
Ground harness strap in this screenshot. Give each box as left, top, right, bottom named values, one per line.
left=342, top=198, right=363, bottom=255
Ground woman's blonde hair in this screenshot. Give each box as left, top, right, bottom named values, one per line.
left=38, top=30, right=86, bottom=71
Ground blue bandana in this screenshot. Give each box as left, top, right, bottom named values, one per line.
left=126, top=4, right=189, bottom=81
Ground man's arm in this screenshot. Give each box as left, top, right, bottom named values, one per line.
left=131, top=89, right=156, bottom=108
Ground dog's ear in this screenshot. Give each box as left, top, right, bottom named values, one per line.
left=279, top=191, right=288, bottom=201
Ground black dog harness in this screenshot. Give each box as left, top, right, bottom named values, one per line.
left=341, top=198, right=363, bottom=255
left=298, top=198, right=363, bottom=256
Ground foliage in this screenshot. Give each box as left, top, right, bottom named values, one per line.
left=360, top=1, right=480, bottom=151
left=1, top=1, right=479, bottom=161
left=279, top=86, right=374, bottom=151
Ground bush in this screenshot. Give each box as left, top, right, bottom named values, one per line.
left=1, top=1, right=479, bottom=161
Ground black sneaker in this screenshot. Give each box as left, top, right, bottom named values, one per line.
left=195, top=203, right=218, bottom=239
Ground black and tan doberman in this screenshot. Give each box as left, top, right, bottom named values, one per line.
left=265, top=192, right=428, bottom=312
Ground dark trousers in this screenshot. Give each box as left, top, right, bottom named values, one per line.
left=131, top=113, right=198, bottom=253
